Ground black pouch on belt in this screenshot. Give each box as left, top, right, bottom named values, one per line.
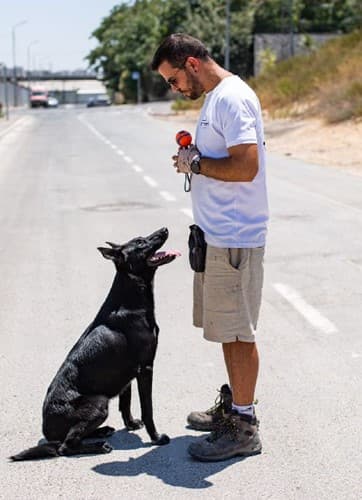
left=188, top=224, right=207, bottom=272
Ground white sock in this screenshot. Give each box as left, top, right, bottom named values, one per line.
left=232, top=403, right=254, bottom=417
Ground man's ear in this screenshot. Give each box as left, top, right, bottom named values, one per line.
left=186, top=56, right=200, bottom=73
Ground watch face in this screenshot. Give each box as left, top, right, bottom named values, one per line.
left=191, top=159, right=200, bottom=174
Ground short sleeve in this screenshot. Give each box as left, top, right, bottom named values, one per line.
left=217, top=93, right=258, bottom=148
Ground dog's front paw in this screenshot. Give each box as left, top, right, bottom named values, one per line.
left=152, top=433, right=170, bottom=446
left=125, top=419, right=144, bottom=431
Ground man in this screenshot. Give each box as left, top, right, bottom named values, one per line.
left=151, top=34, right=268, bottom=462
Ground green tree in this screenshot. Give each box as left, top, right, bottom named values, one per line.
left=87, top=0, right=361, bottom=102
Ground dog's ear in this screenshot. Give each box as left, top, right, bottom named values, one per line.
left=97, top=247, right=118, bottom=261
left=105, top=241, right=119, bottom=249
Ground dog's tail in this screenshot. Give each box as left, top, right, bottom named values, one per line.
left=10, top=441, right=61, bottom=461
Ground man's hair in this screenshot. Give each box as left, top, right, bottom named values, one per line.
left=151, top=33, right=210, bottom=70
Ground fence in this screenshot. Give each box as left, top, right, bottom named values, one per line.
left=0, top=77, right=30, bottom=112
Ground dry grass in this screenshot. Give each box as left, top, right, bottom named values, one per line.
left=249, top=30, right=362, bottom=123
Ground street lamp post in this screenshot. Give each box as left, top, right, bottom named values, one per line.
left=12, top=20, right=27, bottom=107
left=27, top=40, right=39, bottom=90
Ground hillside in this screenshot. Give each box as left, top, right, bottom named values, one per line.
left=249, top=30, right=362, bottom=123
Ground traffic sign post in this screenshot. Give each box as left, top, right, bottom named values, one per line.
left=131, top=71, right=141, bottom=104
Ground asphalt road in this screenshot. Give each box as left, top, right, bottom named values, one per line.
left=0, top=104, right=361, bottom=499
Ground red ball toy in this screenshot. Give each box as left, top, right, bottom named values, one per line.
left=176, top=130, right=192, bottom=148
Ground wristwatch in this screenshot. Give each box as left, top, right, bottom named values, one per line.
left=190, top=155, right=201, bottom=175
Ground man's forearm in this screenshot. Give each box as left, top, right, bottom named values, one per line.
left=199, top=144, right=259, bottom=182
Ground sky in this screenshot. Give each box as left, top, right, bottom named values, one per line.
left=0, top=0, right=121, bottom=71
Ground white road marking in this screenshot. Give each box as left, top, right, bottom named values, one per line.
left=273, top=283, right=338, bottom=335
left=351, top=352, right=361, bottom=359
left=180, top=208, right=193, bottom=219
left=132, top=164, right=143, bottom=172
left=346, top=259, right=362, bottom=272
left=160, top=191, right=176, bottom=201
left=0, top=117, right=36, bottom=157
left=78, top=115, right=182, bottom=204
left=143, top=175, right=158, bottom=188
left=0, top=116, right=28, bottom=138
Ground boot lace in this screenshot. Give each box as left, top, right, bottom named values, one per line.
left=207, top=413, right=240, bottom=442
left=205, top=388, right=228, bottom=416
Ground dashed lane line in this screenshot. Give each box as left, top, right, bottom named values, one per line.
left=132, top=165, right=143, bottom=173
left=78, top=114, right=194, bottom=219
left=160, top=191, right=176, bottom=202
left=180, top=208, right=193, bottom=219
left=143, top=175, right=158, bottom=188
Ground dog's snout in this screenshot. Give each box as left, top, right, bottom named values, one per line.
left=150, top=227, right=168, bottom=239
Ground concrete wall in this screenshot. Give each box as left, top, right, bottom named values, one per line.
left=0, top=80, right=29, bottom=108
left=254, top=33, right=339, bottom=75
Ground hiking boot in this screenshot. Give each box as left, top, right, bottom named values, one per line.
left=187, top=384, right=232, bottom=431
left=188, top=411, right=262, bottom=462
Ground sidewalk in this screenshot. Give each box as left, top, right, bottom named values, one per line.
left=0, top=106, right=29, bottom=136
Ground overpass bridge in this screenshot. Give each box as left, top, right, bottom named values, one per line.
left=1, top=69, right=107, bottom=107
left=17, top=71, right=99, bottom=82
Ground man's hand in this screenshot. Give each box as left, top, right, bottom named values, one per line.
left=172, top=144, right=200, bottom=174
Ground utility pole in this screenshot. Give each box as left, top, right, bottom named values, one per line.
left=12, top=20, right=27, bottom=107
left=224, top=0, right=231, bottom=70
left=288, top=0, right=294, bottom=57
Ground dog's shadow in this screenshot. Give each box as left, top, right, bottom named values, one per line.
left=93, top=430, right=249, bottom=489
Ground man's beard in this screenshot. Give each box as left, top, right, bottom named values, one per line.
left=184, top=70, right=204, bottom=100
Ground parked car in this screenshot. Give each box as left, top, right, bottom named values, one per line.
left=30, top=88, right=48, bottom=108
left=86, top=95, right=111, bottom=107
left=47, top=96, right=59, bottom=108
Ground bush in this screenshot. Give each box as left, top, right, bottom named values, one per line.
left=249, top=30, right=362, bottom=123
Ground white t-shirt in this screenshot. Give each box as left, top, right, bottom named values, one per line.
left=192, top=75, right=269, bottom=248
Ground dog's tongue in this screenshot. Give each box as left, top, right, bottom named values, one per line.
left=149, top=250, right=181, bottom=262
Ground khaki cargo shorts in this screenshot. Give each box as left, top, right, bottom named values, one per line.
left=193, top=245, right=265, bottom=343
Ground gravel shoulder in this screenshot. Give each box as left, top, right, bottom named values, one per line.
left=149, top=104, right=362, bottom=175
left=263, top=117, right=362, bottom=175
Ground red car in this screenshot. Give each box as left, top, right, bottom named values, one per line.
left=30, top=88, right=49, bottom=108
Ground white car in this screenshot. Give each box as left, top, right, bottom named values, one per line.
left=47, top=96, right=59, bottom=108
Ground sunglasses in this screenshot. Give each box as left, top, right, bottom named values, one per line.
left=167, top=66, right=185, bottom=88
left=166, top=58, right=188, bottom=88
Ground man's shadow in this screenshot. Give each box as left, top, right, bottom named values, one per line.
left=92, top=430, right=250, bottom=489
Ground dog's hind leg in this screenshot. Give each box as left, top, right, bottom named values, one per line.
left=119, top=383, right=144, bottom=430
left=85, top=426, right=115, bottom=439
left=59, top=396, right=112, bottom=456
left=136, top=368, right=170, bottom=446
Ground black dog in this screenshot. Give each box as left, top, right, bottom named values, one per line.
left=11, top=227, right=179, bottom=460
